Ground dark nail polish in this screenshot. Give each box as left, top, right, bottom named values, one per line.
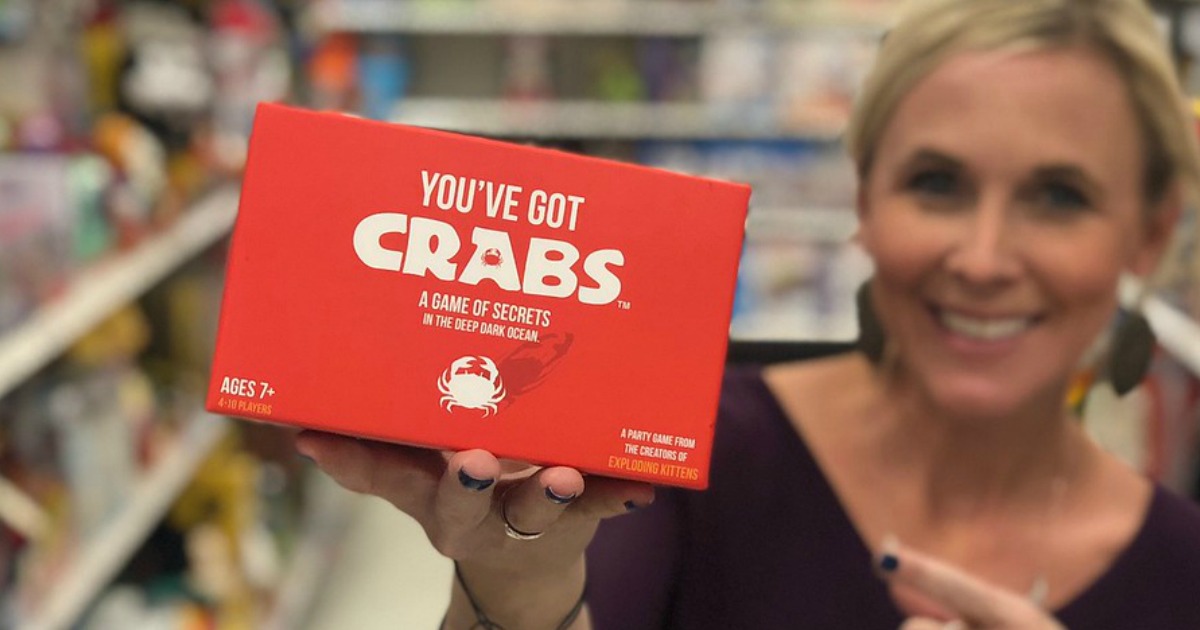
left=624, top=501, right=640, bottom=511
left=545, top=487, right=576, bottom=504
left=879, top=553, right=899, bottom=573
left=458, top=469, right=495, bottom=491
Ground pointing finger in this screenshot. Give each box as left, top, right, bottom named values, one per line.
left=879, top=542, right=1048, bottom=627
left=899, top=618, right=953, bottom=630
left=567, top=475, right=655, bottom=521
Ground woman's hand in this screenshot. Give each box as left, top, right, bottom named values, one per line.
left=879, top=541, right=1065, bottom=630
left=294, top=430, right=654, bottom=628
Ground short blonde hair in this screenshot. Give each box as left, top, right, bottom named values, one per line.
left=845, top=0, right=1200, bottom=208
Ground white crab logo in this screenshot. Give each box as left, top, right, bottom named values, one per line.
left=438, top=356, right=507, bottom=417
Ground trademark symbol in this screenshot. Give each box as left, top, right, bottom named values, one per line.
left=617, top=300, right=631, bottom=310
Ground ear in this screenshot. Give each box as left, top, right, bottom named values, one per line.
left=1129, top=186, right=1183, bottom=277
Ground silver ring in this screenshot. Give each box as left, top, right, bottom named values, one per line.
left=502, top=502, right=544, bottom=541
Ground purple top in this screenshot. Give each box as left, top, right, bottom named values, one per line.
left=587, top=364, right=1200, bottom=629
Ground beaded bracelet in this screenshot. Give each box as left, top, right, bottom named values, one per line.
left=440, top=561, right=587, bottom=630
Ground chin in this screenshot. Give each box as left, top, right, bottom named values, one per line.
left=921, top=374, right=1042, bottom=423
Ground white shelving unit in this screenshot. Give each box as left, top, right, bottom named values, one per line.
left=1146, top=295, right=1200, bottom=374
left=746, top=206, right=858, bottom=243
left=310, top=0, right=893, bottom=36
left=262, top=473, right=358, bottom=630
left=0, top=186, right=240, bottom=629
left=23, top=413, right=231, bottom=630
left=316, top=0, right=888, bottom=141
left=1120, top=276, right=1200, bottom=376
left=0, top=185, right=240, bottom=399
left=390, top=98, right=842, bottom=140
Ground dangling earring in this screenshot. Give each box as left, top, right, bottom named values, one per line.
left=1108, top=310, right=1156, bottom=396
left=856, top=279, right=886, bottom=364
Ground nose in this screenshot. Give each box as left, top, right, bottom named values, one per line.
left=944, top=195, right=1021, bottom=286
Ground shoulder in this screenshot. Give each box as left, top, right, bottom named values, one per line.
left=1140, top=486, right=1200, bottom=564
left=1066, top=486, right=1200, bottom=628
left=707, top=363, right=795, bottom=469
left=702, top=355, right=860, bottom=507
left=712, top=357, right=839, bottom=461
left=716, top=363, right=781, bottom=426
left=711, top=349, right=873, bottom=467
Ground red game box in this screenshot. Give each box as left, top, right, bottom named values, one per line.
left=207, top=103, right=750, bottom=489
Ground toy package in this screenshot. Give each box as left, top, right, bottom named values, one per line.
left=207, top=103, right=749, bottom=489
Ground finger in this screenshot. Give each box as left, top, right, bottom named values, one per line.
left=567, top=475, right=656, bottom=521
left=899, top=618, right=953, bottom=630
left=500, top=466, right=585, bottom=537
left=429, top=450, right=503, bottom=557
left=295, top=431, right=443, bottom=512
left=880, top=542, right=1030, bottom=625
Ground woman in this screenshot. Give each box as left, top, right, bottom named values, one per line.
left=296, top=0, right=1200, bottom=627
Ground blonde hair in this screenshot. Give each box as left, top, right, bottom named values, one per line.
left=845, top=0, right=1200, bottom=208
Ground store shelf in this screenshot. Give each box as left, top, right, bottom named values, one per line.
left=262, top=474, right=358, bottom=630
left=391, top=98, right=843, bottom=140
left=310, top=0, right=892, bottom=36
left=0, top=186, right=240, bottom=400
left=24, top=413, right=231, bottom=630
left=746, top=206, right=857, bottom=243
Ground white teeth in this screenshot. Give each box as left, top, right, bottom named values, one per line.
left=940, top=311, right=1032, bottom=340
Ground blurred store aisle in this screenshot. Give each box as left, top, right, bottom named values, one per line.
left=304, top=495, right=451, bottom=630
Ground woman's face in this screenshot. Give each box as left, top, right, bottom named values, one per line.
left=858, top=47, right=1174, bottom=420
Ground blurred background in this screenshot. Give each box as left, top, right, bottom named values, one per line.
left=0, top=0, right=1199, bottom=628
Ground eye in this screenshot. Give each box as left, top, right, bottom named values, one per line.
left=907, top=170, right=961, bottom=197
left=1034, top=182, right=1090, bottom=212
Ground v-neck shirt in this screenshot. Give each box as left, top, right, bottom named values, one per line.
left=587, top=364, right=1200, bottom=629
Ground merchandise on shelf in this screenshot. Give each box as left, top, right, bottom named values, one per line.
left=0, top=0, right=296, bottom=337
left=634, top=137, right=867, bottom=340
left=0, top=155, right=79, bottom=332
left=2, top=302, right=166, bottom=621
left=0, top=2, right=344, bottom=629
left=504, top=35, right=553, bottom=100
left=210, top=0, right=292, bottom=141
left=307, top=32, right=359, bottom=112
left=357, top=35, right=410, bottom=121
left=0, top=245, right=339, bottom=629
left=698, top=29, right=774, bottom=125
left=308, top=2, right=879, bottom=137
left=773, top=30, right=876, bottom=132
left=636, top=139, right=856, bottom=209
left=636, top=36, right=697, bottom=103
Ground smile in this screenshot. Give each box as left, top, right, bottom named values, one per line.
left=937, top=310, right=1037, bottom=341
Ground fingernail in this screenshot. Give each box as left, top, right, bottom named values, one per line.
left=624, top=500, right=641, bottom=511
left=545, top=486, right=576, bottom=504
left=876, top=533, right=900, bottom=574
left=458, top=469, right=495, bottom=492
